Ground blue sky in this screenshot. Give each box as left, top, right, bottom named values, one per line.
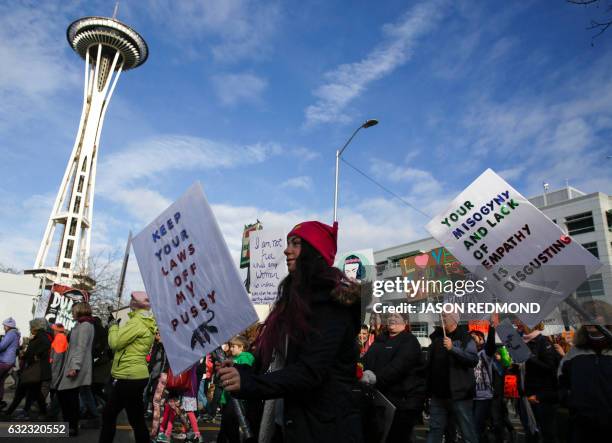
left=1, top=0, right=611, bottom=296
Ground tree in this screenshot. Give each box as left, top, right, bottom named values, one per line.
left=73, top=251, right=121, bottom=318
left=569, top=0, right=612, bottom=43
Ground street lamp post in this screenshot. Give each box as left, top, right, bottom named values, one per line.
left=333, top=119, right=378, bottom=222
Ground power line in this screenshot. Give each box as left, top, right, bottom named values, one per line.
left=340, top=157, right=432, bottom=219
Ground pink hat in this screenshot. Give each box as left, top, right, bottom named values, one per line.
left=130, top=291, right=151, bottom=310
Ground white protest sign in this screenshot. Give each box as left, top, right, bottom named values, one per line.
left=426, top=169, right=601, bottom=326
left=335, top=249, right=376, bottom=282
left=132, top=183, right=259, bottom=374
left=249, top=229, right=287, bottom=305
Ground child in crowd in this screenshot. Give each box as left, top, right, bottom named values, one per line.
left=156, top=363, right=202, bottom=443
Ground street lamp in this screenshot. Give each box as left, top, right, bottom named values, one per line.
left=333, top=119, right=379, bottom=222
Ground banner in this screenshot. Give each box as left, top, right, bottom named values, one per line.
left=132, top=183, right=259, bottom=374
left=399, top=247, right=466, bottom=301
left=45, top=284, right=89, bottom=330
left=426, top=169, right=601, bottom=326
left=240, top=221, right=262, bottom=268
left=335, top=249, right=375, bottom=282
left=249, top=229, right=288, bottom=304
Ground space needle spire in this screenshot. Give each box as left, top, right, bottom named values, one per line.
left=26, top=13, right=147, bottom=287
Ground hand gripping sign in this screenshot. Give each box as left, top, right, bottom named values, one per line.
left=426, top=169, right=601, bottom=327
left=133, top=182, right=259, bottom=374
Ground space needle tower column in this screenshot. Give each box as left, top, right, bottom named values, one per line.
left=27, top=16, right=147, bottom=287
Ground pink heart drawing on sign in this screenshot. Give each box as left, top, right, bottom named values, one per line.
left=414, top=254, right=429, bottom=268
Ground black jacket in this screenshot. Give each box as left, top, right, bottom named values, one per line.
left=235, top=286, right=362, bottom=443
left=362, top=330, right=425, bottom=411
left=521, top=334, right=559, bottom=402
left=427, top=325, right=478, bottom=401
left=23, top=329, right=52, bottom=382
left=558, top=329, right=612, bottom=423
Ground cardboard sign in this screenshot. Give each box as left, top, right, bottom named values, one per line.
left=44, top=284, right=89, bottom=330
left=335, top=249, right=375, bottom=282
left=240, top=221, right=262, bottom=268
left=426, top=169, right=601, bottom=326
left=249, top=229, right=288, bottom=304
left=496, top=318, right=531, bottom=363
left=132, top=183, right=259, bottom=374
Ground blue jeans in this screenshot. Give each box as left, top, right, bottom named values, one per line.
left=197, top=378, right=208, bottom=411
left=427, top=397, right=478, bottom=443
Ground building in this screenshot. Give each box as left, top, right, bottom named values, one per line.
left=373, top=186, right=612, bottom=343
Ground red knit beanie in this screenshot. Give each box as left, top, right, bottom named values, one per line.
left=287, top=221, right=338, bottom=266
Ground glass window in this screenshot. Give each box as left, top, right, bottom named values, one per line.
left=576, top=273, right=605, bottom=298
left=566, top=212, right=594, bottom=235
left=581, top=242, right=599, bottom=258
left=410, top=322, right=428, bottom=337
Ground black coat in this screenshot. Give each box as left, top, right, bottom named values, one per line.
left=559, top=331, right=612, bottom=424
left=23, top=330, right=52, bottom=382
left=427, top=325, right=478, bottom=401
left=235, top=287, right=362, bottom=443
left=521, top=334, right=560, bottom=402
left=362, top=330, right=425, bottom=411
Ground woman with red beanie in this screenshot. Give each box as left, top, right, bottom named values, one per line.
left=219, top=220, right=362, bottom=443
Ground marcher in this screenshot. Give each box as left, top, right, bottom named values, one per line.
left=218, top=220, right=362, bottom=443
left=361, top=313, right=426, bottom=443
left=0, top=317, right=20, bottom=410
left=426, top=312, right=478, bottom=443
left=558, top=300, right=612, bottom=442
left=3, top=318, right=51, bottom=419
left=358, top=324, right=370, bottom=358
left=469, top=325, right=496, bottom=443
left=145, top=330, right=165, bottom=415
left=217, top=335, right=255, bottom=443
left=98, top=291, right=157, bottom=443
left=516, top=322, right=560, bottom=443
left=91, top=316, right=112, bottom=408
left=57, top=302, right=95, bottom=436
left=48, top=323, right=68, bottom=420
left=157, top=363, right=202, bottom=442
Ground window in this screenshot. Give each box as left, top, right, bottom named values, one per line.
left=376, top=262, right=386, bottom=277
left=576, top=273, right=605, bottom=298
left=581, top=242, right=599, bottom=258
left=607, top=211, right=612, bottom=231
left=566, top=212, right=594, bottom=235
left=410, top=322, right=428, bottom=338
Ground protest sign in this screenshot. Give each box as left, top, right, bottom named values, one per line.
left=496, top=318, right=531, bottom=363
left=45, top=284, right=89, bottom=330
left=335, top=249, right=375, bottom=282
left=34, top=290, right=52, bottom=319
left=249, top=229, right=288, bottom=304
left=240, top=221, right=262, bottom=268
left=426, top=169, right=601, bottom=326
left=132, top=183, right=259, bottom=374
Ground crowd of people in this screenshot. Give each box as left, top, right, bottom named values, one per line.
left=0, top=219, right=610, bottom=443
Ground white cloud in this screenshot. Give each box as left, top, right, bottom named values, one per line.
left=304, top=0, right=447, bottom=126
left=0, top=2, right=79, bottom=131
left=146, top=0, right=281, bottom=63
left=370, top=159, right=443, bottom=195
left=281, top=176, right=313, bottom=190
left=97, top=135, right=283, bottom=221
left=212, top=73, right=268, bottom=106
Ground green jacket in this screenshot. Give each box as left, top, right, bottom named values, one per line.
left=220, top=351, right=254, bottom=405
left=108, top=309, right=157, bottom=380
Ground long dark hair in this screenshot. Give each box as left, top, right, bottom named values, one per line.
left=254, top=240, right=343, bottom=368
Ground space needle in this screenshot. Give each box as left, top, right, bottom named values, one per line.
left=26, top=10, right=147, bottom=288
